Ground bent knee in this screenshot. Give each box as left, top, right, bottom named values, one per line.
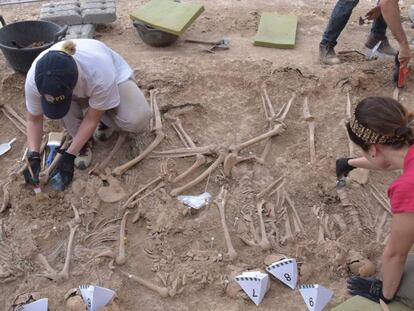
left=123, top=106, right=151, bottom=133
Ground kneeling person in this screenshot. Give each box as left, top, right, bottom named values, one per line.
left=24, top=39, right=151, bottom=187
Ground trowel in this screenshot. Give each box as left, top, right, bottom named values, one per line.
left=185, top=38, right=230, bottom=53
left=0, top=137, right=16, bottom=156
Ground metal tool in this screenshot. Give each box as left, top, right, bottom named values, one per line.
left=185, top=38, right=230, bottom=53
left=0, top=137, right=16, bottom=156
left=366, top=40, right=381, bottom=60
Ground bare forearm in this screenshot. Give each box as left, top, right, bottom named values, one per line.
left=67, top=118, right=98, bottom=155
left=382, top=249, right=406, bottom=299
left=380, top=0, right=409, bottom=46
left=26, top=113, right=43, bottom=152
left=348, top=157, right=382, bottom=170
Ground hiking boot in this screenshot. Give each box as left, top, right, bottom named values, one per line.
left=75, top=142, right=93, bottom=170
left=365, top=35, right=396, bottom=56
left=94, top=122, right=114, bottom=141
left=319, top=43, right=341, bottom=65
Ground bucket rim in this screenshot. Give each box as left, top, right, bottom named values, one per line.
left=0, top=20, right=63, bottom=50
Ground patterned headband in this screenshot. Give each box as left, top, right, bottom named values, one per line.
left=349, top=114, right=405, bottom=145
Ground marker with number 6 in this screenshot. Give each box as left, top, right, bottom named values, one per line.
left=299, top=284, right=332, bottom=311
left=266, top=258, right=298, bottom=289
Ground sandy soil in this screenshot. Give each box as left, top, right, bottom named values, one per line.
left=1, top=0, right=414, bottom=310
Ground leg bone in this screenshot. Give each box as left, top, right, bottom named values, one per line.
left=115, top=211, right=130, bottom=265
left=215, top=186, right=238, bottom=261
left=257, top=200, right=271, bottom=250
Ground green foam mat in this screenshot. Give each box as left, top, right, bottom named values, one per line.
left=332, top=296, right=413, bottom=311
left=253, top=13, right=298, bottom=49
left=130, top=0, right=204, bottom=36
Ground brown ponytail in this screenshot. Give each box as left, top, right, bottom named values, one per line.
left=346, top=97, right=414, bottom=151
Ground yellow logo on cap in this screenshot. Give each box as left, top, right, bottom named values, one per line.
left=44, top=94, right=65, bottom=104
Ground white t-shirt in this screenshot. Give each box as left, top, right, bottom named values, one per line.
left=25, top=39, right=134, bottom=116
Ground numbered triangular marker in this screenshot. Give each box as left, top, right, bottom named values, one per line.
left=265, top=258, right=298, bottom=289
left=79, top=285, right=115, bottom=311
left=235, top=271, right=268, bottom=305
left=299, top=284, right=333, bottom=311
left=18, top=298, right=48, bottom=311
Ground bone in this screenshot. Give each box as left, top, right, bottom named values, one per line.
left=92, top=132, right=127, bottom=174
left=173, top=155, right=207, bottom=183
left=0, top=183, right=10, bottom=213
left=151, top=146, right=215, bottom=158
left=119, top=269, right=169, bottom=298
left=284, top=192, right=304, bottom=231
left=170, top=117, right=208, bottom=183
left=223, top=153, right=253, bottom=177
left=40, top=222, right=79, bottom=282
left=15, top=139, right=47, bottom=176
left=130, top=182, right=164, bottom=207
left=122, top=176, right=162, bottom=209
left=71, top=204, right=81, bottom=224
left=1, top=108, right=26, bottom=134
left=369, top=185, right=392, bottom=215
left=232, top=123, right=286, bottom=151
left=113, top=91, right=165, bottom=176
left=303, top=97, right=316, bottom=164
left=312, top=205, right=325, bottom=243
left=257, top=200, right=271, bottom=250
left=280, top=209, right=294, bottom=245
left=3, top=104, right=26, bottom=127
left=170, top=152, right=226, bottom=196
left=215, top=186, right=238, bottom=261
left=257, top=176, right=284, bottom=199
left=36, top=254, right=57, bottom=274
left=39, top=135, right=70, bottom=185
left=393, top=87, right=399, bottom=101
left=336, top=186, right=362, bottom=229
left=115, top=211, right=130, bottom=265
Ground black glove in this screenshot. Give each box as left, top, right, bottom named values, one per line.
left=347, top=276, right=393, bottom=304
left=57, top=151, right=76, bottom=186
left=23, top=151, right=41, bottom=185
left=336, top=157, right=355, bottom=179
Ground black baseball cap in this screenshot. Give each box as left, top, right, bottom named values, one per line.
left=34, top=50, right=78, bottom=119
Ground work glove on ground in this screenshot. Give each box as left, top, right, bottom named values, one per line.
left=336, top=157, right=356, bottom=179
left=23, top=151, right=41, bottom=185
left=57, top=151, right=76, bottom=186
left=347, top=276, right=393, bottom=304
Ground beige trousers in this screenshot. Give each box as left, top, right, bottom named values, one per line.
left=62, top=79, right=151, bottom=137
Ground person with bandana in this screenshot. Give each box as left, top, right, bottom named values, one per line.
left=337, top=97, right=414, bottom=307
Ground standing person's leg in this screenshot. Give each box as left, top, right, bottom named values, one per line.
left=320, top=0, right=359, bottom=65
left=365, top=14, right=396, bottom=55
left=321, top=0, right=359, bottom=46
left=101, top=80, right=151, bottom=134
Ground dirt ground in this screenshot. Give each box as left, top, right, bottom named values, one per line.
left=1, top=0, right=414, bottom=310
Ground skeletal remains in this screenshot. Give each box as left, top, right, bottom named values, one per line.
left=303, top=97, right=316, bottom=164
left=151, top=87, right=296, bottom=195
left=113, top=90, right=165, bottom=176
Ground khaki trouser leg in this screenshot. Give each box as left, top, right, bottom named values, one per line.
left=101, top=79, right=151, bottom=133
